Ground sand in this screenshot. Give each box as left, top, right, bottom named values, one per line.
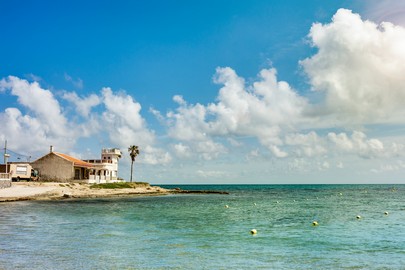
left=0, top=182, right=170, bottom=202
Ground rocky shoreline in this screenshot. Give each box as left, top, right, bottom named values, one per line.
left=0, top=182, right=228, bottom=202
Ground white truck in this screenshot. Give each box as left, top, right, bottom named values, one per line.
left=8, top=163, right=39, bottom=181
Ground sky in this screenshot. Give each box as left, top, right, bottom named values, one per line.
left=1, top=0, right=405, bottom=184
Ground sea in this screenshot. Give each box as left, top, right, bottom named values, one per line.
left=0, top=184, right=404, bottom=269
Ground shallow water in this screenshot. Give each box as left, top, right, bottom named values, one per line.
left=0, top=184, right=404, bottom=269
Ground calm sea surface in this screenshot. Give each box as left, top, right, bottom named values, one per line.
left=1, top=184, right=404, bottom=269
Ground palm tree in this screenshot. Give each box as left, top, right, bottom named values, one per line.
left=128, top=145, right=140, bottom=182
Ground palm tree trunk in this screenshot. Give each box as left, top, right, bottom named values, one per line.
left=130, top=160, right=134, bottom=182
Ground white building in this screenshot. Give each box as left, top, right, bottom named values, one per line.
left=84, top=148, right=122, bottom=183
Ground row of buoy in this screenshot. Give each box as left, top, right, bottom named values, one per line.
left=247, top=212, right=391, bottom=234
left=224, top=205, right=391, bottom=234
left=225, top=204, right=391, bottom=216
left=312, top=211, right=389, bottom=227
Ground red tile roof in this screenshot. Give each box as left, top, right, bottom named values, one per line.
left=54, top=152, right=94, bottom=168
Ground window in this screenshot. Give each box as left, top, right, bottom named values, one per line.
left=16, top=166, right=28, bottom=175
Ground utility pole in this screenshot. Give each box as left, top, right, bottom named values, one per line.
left=3, top=140, right=6, bottom=164
left=3, top=140, right=10, bottom=174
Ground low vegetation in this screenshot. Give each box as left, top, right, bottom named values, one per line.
left=90, top=182, right=150, bottom=189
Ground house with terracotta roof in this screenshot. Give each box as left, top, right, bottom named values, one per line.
left=30, top=146, right=122, bottom=183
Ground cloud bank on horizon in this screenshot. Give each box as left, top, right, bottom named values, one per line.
left=1, top=8, right=405, bottom=183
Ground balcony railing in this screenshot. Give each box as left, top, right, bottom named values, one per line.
left=88, top=175, right=119, bottom=184
left=102, top=148, right=121, bottom=155
left=84, top=159, right=113, bottom=164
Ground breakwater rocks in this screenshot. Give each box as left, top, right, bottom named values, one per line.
left=172, top=188, right=229, bottom=195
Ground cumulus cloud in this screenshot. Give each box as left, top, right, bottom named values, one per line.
left=153, top=9, right=405, bottom=163
left=0, top=76, right=74, bottom=152
left=301, top=8, right=405, bottom=125
left=164, top=67, right=308, bottom=157
left=99, top=88, right=171, bottom=164
left=3, top=8, right=405, bottom=179
left=328, top=131, right=385, bottom=158
left=285, top=132, right=326, bottom=157
left=100, top=87, right=154, bottom=147
left=63, top=92, right=100, bottom=117
left=0, top=76, right=169, bottom=165
left=140, top=146, right=172, bottom=165
left=0, top=76, right=70, bottom=137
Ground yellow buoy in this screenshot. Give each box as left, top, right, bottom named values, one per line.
left=356, top=215, right=361, bottom=219
left=250, top=229, right=257, bottom=235
left=312, top=221, right=319, bottom=226
left=225, top=205, right=229, bottom=208
left=384, top=211, right=389, bottom=215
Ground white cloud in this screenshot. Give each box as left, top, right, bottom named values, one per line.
left=99, top=88, right=170, bottom=165
left=0, top=76, right=70, bottom=137
left=3, top=8, right=405, bottom=181
left=140, top=146, right=172, bottom=165
left=0, top=76, right=168, bottom=165
left=172, top=143, right=192, bottom=159
left=165, top=67, right=308, bottom=157
left=328, top=131, right=385, bottom=158
left=0, top=76, right=74, bottom=153
left=149, top=107, right=165, bottom=123
left=301, top=8, right=405, bottom=125
left=63, top=92, right=100, bottom=117
left=268, top=145, right=288, bottom=158
left=195, top=140, right=227, bottom=160
left=285, top=132, right=326, bottom=157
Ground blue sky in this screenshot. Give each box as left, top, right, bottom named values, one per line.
left=1, top=0, right=405, bottom=184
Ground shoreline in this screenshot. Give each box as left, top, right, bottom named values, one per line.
left=0, top=182, right=171, bottom=202
left=0, top=182, right=229, bottom=202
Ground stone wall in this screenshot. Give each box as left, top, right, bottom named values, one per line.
left=0, top=179, right=11, bottom=189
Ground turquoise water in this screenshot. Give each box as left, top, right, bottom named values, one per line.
left=1, top=185, right=404, bottom=269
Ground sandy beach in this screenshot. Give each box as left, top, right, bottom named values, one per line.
left=0, top=182, right=170, bottom=202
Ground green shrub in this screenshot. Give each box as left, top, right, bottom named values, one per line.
left=90, top=182, right=149, bottom=189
